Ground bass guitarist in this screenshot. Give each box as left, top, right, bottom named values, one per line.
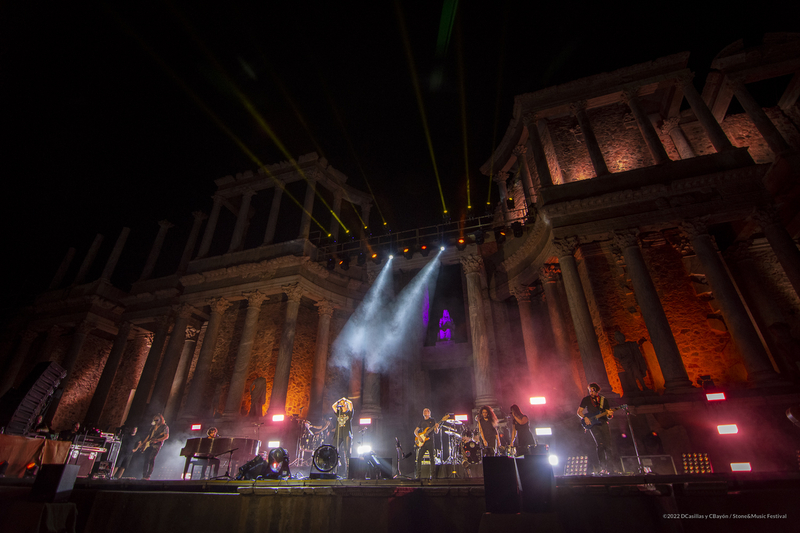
left=133, top=413, right=169, bottom=480
left=577, top=383, right=618, bottom=475
left=413, top=408, right=440, bottom=480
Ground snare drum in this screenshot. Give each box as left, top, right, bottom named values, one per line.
left=463, top=441, right=481, bottom=464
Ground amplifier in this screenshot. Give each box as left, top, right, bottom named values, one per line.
left=620, top=454, right=676, bottom=475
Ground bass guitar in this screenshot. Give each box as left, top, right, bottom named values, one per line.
left=415, top=413, right=453, bottom=447
left=580, top=404, right=627, bottom=430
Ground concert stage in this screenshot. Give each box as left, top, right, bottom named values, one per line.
left=2, top=472, right=798, bottom=533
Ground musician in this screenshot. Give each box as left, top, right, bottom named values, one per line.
left=577, top=382, right=618, bottom=475
left=477, top=405, right=499, bottom=456
left=414, top=408, right=440, bottom=479
left=134, top=413, right=169, bottom=480
left=113, top=425, right=138, bottom=479
left=509, top=404, right=537, bottom=455
left=332, top=397, right=354, bottom=477
left=58, top=422, right=81, bottom=441
left=30, top=415, right=50, bottom=437
left=206, top=427, right=218, bottom=438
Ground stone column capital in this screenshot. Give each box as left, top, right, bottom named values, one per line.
left=681, top=217, right=710, bottom=240
left=315, top=299, right=335, bottom=318
left=724, top=239, right=753, bottom=262
left=282, top=283, right=305, bottom=303
left=75, top=320, right=96, bottom=336
left=612, top=229, right=641, bottom=250
left=493, top=171, right=509, bottom=184
left=752, top=206, right=781, bottom=228
left=723, top=75, right=746, bottom=90
left=174, top=303, right=196, bottom=320
left=539, top=263, right=561, bottom=283
left=46, top=324, right=63, bottom=336
left=510, top=285, right=534, bottom=303
left=676, top=72, right=695, bottom=88
left=141, top=331, right=155, bottom=347
left=243, top=290, right=269, bottom=308
left=207, top=297, right=232, bottom=315
left=185, top=326, right=200, bottom=340
left=513, top=144, right=528, bottom=157
left=241, top=188, right=256, bottom=198
left=569, top=100, right=588, bottom=114
left=552, top=236, right=580, bottom=258
left=158, top=219, right=175, bottom=230
left=661, top=117, right=681, bottom=135
left=620, top=86, right=642, bottom=103
left=460, top=254, right=484, bottom=275
left=521, top=111, right=540, bottom=125
left=192, top=210, right=208, bottom=222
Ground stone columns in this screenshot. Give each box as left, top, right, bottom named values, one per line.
left=178, top=211, right=207, bottom=272
left=539, top=265, right=572, bottom=364
left=61, top=321, right=95, bottom=376
left=553, top=238, right=613, bottom=391
left=661, top=118, right=696, bottom=159
left=613, top=230, right=694, bottom=392
left=84, top=321, right=132, bottom=425
left=309, top=300, right=334, bottom=420
left=74, top=234, right=104, bottom=285
left=164, top=326, right=200, bottom=422
left=460, top=254, right=497, bottom=407
left=571, top=101, right=609, bottom=177
left=513, top=145, right=536, bottom=207
left=510, top=285, right=542, bottom=388
left=329, top=192, right=343, bottom=241
left=348, top=356, right=364, bottom=410
left=621, top=89, right=670, bottom=165
left=0, top=329, right=39, bottom=396
left=677, top=74, right=734, bottom=153
left=682, top=219, right=780, bottom=384
left=263, top=187, right=283, bottom=245
left=266, top=284, right=304, bottom=415
left=126, top=315, right=171, bottom=424
left=229, top=190, right=255, bottom=253
left=727, top=77, right=792, bottom=156
left=494, top=171, right=510, bottom=223
left=753, top=207, right=800, bottom=299
left=224, top=291, right=269, bottom=417
left=140, top=220, right=174, bottom=281
left=100, top=227, right=130, bottom=281
left=49, top=247, right=76, bottom=289
left=298, top=179, right=317, bottom=240
left=522, top=113, right=554, bottom=187
left=361, top=371, right=381, bottom=420
left=148, top=304, right=194, bottom=416
left=197, top=194, right=223, bottom=258
left=184, top=297, right=231, bottom=417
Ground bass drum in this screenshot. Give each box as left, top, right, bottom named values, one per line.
left=463, top=441, right=481, bottom=464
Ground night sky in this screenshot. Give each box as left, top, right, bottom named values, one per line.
left=1, top=1, right=796, bottom=322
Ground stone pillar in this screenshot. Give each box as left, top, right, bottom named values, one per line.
left=164, top=326, right=200, bottom=422
left=139, top=220, right=174, bottom=281
left=513, top=145, right=536, bottom=206
left=49, top=248, right=76, bottom=289
left=727, top=77, right=792, bottom=156
left=100, top=227, right=131, bottom=281
left=266, top=284, right=304, bottom=415
left=753, top=207, right=800, bottom=299
left=263, top=187, right=283, bottom=245
left=224, top=291, right=268, bottom=417
left=184, top=298, right=231, bottom=417
left=126, top=316, right=171, bottom=424
left=148, top=304, right=194, bottom=416
left=60, top=321, right=95, bottom=377
left=73, top=234, right=104, bottom=286
left=309, top=300, right=334, bottom=421
left=621, top=89, right=670, bottom=165
left=682, top=219, right=780, bottom=384
left=540, top=265, right=572, bottom=364
left=661, top=118, right=696, bottom=159
left=348, top=356, right=364, bottom=412
left=522, top=113, right=554, bottom=188
left=329, top=192, right=343, bottom=241
left=571, top=101, right=609, bottom=177
left=677, top=74, right=734, bottom=153
left=197, top=194, right=223, bottom=258
left=613, top=230, right=694, bottom=392
left=228, top=190, right=255, bottom=253
left=553, top=238, right=613, bottom=392
left=298, top=179, right=317, bottom=239
left=84, top=321, right=132, bottom=425
left=0, top=329, right=39, bottom=396
left=725, top=240, right=785, bottom=328
left=460, top=254, right=497, bottom=407
left=178, top=211, right=207, bottom=272
left=361, top=371, right=381, bottom=420
left=494, top=171, right=510, bottom=223
left=510, top=285, right=542, bottom=389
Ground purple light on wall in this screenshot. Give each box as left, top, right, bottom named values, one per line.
left=439, top=309, right=452, bottom=341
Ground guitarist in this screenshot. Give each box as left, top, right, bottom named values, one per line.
left=577, top=383, right=618, bottom=475
left=134, top=413, right=169, bottom=480
left=413, top=408, right=440, bottom=480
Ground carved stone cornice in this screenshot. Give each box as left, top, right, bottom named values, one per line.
left=282, top=283, right=304, bottom=303
left=552, top=237, right=580, bottom=258
left=181, top=256, right=307, bottom=287
left=681, top=217, right=710, bottom=241
left=460, top=254, right=484, bottom=275
left=539, top=264, right=561, bottom=283
left=316, top=299, right=335, bottom=318
left=243, top=290, right=269, bottom=308
left=347, top=279, right=364, bottom=291
left=303, top=259, right=331, bottom=280
left=612, top=229, right=640, bottom=250
left=207, top=297, right=232, bottom=316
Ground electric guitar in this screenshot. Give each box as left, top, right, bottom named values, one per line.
left=415, top=413, right=453, bottom=447
left=580, top=404, right=627, bottom=430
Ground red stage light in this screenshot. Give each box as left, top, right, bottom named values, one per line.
left=272, top=414, right=285, bottom=422
left=706, top=392, right=726, bottom=401
left=529, top=396, right=546, bottom=405
left=717, top=424, right=738, bottom=434
left=191, top=424, right=202, bottom=431
left=730, top=462, right=751, bottom=472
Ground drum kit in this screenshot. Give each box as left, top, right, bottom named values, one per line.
left=294, top=418, right=329, bottom=467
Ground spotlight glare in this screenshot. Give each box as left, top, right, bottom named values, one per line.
left=548, top=454, right=559, bottom=466
left=268, top=440, right=281, bottom=448
left=357, top=445, right=372, bottom=455
left=389, top=254, right=394, bottom=259
left=191, top=424, right=202, bottom=431
left=272, top=414, right=285, bottom=422
left=706, top=392, right=726, bottom=401
left=440, top=246, right=445, bottom=251
left=359, top=418, right=372, bottom=425
left=535, top=427, right=552, bottom=436
left=530, top=396, right=546, bottom=405
left=454, top=414, right=469, bottom=421
left=717, top=424, right=738, bottom=435
left=730, top=462, right=751, bottom=472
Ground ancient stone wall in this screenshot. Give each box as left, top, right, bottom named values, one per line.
left=53, top=334, right=111, bottom=430
left=99, top=334, right=150, bottom=429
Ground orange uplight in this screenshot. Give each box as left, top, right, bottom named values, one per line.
left=359, top=418, right=372, bottom=425
left=26, top=462, right=37, bottom=469
left=730, top=462, right=751, bottom=472
left=717, top=424, right=738, bottom=435
left=530, top=397, right=546, bottom=405
left=191, top=424, right=202, bottom=431
left=272, top=414, right=285, bottom=422
left=706, top=392, right=726, bottom=401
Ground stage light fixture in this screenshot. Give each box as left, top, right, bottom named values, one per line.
left=357, top=445, right=372, bottom=455
left=440, top=246, right=445, bottom=251
left=268, top=440, right=281, bottom=448
left=535, top=427, right=552, bottom=436
left=326, top=257, right=335, bottom=271
left=357, top=252, right=366, bottom=266
left=389, top=254, right=394, bottom=259
left=454, top=414, right=469, bottom=422
left=338, top=255, right=350, bottom=271
left=474, top=230, right=485, bottom=245
left=419, top=244, right=430, bottom=257
left=511, top=222, right=524, bottom=238
left=548, top=455, right=559, bottom=466
left=24, top=462, right=38, bottom=477
left=495, top=228, right=507, bottom=244
left=730, top=462, right=751, bottom=472
left=563, top=456, right=589, bottom=476
left=529, top=397, right=546, bottom=405
left=310, top=444, right=339, bottom=479
left=403, top=247, right=414, bottom=260
left=455, top=237, right=467, bottom=251
left=266, top=448, right=291, bottom=479
left=681, top=453, right=713, bottom=474
left=717, top=424, right=738, bottom=435
left=506, top=198, right=515, bottom=210
left=272, top=414, right=284, bottom=422
left=359, top=418, right=372, bottom=425
left=371, top=251, right=382, bottom=265
left=706, top=392, right=726, bottom=401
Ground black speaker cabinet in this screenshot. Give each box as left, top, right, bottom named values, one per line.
left=349, top=457, right=369, bottom=479
left=30, top=464, right=80, bottom=503
left=517, top=455, right=556, bottom=513
left=482, top=456, right=521, bottom=513
left=620, top=455, right=676, bottom=475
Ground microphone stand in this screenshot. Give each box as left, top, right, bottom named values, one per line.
left=393, top=438, right=411, bottom=479
left=622, top=406, right=645, bottom=475
left=211, top=448, right=238, bottom=480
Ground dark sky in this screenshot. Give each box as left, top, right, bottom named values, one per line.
left=1, top=1, right=796, bottom=319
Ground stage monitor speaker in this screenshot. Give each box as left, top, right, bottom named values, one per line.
left=30, top=464, right=80, bottom=503
left=517, top=455, right=556, bottom=513
left=482, top=456, right=521, bottom=513
left=620, top=455, right=676, bottom=475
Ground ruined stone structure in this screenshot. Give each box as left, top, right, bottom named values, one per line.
left=2, top=35, right=800, bottom=472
